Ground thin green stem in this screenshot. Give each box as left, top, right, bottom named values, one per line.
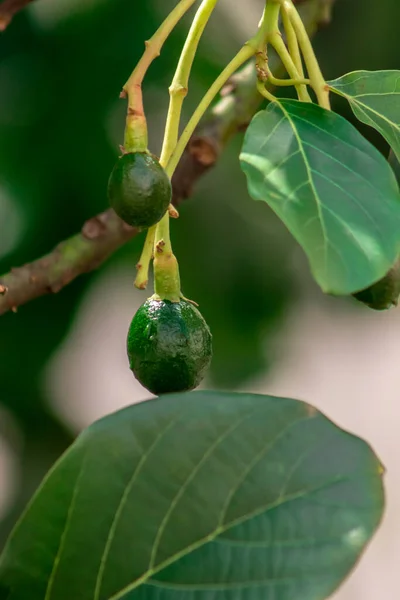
left=121, top=0, right=197, bottom=152
left=154, top=213, right=172, bottom=254
left=123, top=0, right=197, bottom=95
left=261, top=0, right=309, bottom=102
left=134, top=226, right=155, bottom=289
left=256, top=80, right=277, bottom=103
left=166, top=42, right=256, bottom=178
left=269, top=32, right=310, bottom=102
left=280, top=5, right=311, bottom=101
left=280, top=0, right=330, bottom=108
left=159, top=0, right=219, bottom=167
left=266, top=72, right=310, bottom=86
left=254, top=7, right=310, bottom=101
left=164, top=0, right=273, bottom=178
left=155, top=0, right=219, bottom=263
left=263, top=1, right=281, bottom=38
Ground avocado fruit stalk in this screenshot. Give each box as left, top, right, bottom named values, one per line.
left=124, top=109, right=148, bottom=154
left=153, top=250, right=181, bottom=303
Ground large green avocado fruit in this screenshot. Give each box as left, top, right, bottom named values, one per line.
left=127, top=297, right=212, bottom=395
left=108, top=152, right=171, bottom=228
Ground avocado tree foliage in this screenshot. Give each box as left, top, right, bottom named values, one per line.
left=0, top=0, right=399, bottom=598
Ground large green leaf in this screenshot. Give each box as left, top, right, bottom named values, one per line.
left=0, top=391, right=384, bottom=600
left=240, top=99, right=400, bottom=295
left=389, top=148, right=400, bottom=182
left=329, top=70, right=400, bottom=161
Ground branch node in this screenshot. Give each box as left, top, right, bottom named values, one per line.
left=82, top=216, right=108, bottom=240
left=135, top=279, right=148, bottom=290
left=127, top=107, right=142, bottom=117
left=156, top=239, right=166, bottom=254
left=168, top=204, right=179, bottom=219
left=220, top=82, right=235, bottom=97
left=189, top=137, right=219, bottom=167
left=0, top=16, right=11, bottom=31
left=0, top=0, right=36, bottom=31
left=169, top=83, right=188, bottom=97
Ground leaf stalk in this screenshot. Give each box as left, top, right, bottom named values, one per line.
left=277, top=0, right=331, bottom=108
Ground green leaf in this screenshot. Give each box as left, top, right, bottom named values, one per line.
left=0, top=391, right=384, bottom=600
left=240, top=99, right=400, bottom=295
left=388, top=148, right=400, bottom=182
left=328, top=70, right=400, bottom=162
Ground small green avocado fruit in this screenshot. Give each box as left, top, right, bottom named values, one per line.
left=127, top=297, right=212, bottom=395
left=108, top=152, right=171, bottom=228
left=353, top=259, right=400, bottom=310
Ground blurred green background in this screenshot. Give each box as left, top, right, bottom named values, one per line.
left=0, top=0, right=398, bottom=554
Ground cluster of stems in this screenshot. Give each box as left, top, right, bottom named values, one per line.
left=121, top=0, right=330, bottom=299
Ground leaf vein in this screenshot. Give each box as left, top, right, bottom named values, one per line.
left=217, top=413, right=314, bottom=528
left=93, top=415, right=180, bottom=600
left=44, top=458, right=86, bottom=600
left=148, top=407, right=259, bottom=570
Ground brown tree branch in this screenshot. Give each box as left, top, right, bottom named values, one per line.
left=0, top=0, right=336, bottom=315
left=0, top=0, right=35, bottom=30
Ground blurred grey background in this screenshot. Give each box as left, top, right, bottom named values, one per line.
left=0, top=0, right=399, bottom=597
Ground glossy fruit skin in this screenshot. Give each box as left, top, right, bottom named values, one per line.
left=127, top=297, right=212, bottom=395
left=108, top=152, right=171, bottom=228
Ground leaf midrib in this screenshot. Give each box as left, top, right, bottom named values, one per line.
left=143, top=570, right=341, bottom=592
left=273, top=102, right=329, bottom=281
left=328, top=82, right=400, bottom=134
